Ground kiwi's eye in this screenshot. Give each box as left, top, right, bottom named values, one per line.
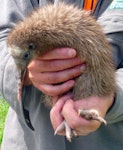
left=28, top=43, right=35, bottom=50
left=23, top=51, right=30, bottom=60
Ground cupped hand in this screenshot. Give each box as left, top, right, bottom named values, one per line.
left=50, top=94, right=114, bottom=136
left=23, top=47, right=86, bottom=96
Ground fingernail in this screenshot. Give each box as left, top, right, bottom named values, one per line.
left=67, top=49, right=76, bottom=58
left=80, top=64, right=86, bottom=73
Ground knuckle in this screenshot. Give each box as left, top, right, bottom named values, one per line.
left=28, top=61, right=36, bottom=70
left=28, top=73, right=34, bottom=81
left=28, top=64, right=33, bottom=70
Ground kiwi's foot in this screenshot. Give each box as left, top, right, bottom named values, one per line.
left=54, top=109, right=107, bottom=142
left=54, top=120, right=77, bottom=142
left=78, top=109, right=107, bottom=125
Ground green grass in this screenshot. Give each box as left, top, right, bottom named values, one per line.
left=0, top=98, right=9, bottom=144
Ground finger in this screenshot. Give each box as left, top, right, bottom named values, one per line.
left=62, top=100, right=80, bottom=129
left=62, top=100, right=91, bottom=136
left=62, top=100, right=91, bottom=130
left=30, top=64, right=86, bottom=84
left=28, top=57, right=83, bottom=72
left=35, top=80, right=75, bottom=96
left=38, top=48, right=77, bottom=60
left=63, top=100, right=102, bottom=135
left=50, top=98, right=66, bottom=132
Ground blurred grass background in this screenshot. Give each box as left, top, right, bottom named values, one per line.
left=0, top=96, right=9, bottom=145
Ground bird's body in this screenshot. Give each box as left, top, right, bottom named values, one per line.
left=7, top=3, right=115, bottom=141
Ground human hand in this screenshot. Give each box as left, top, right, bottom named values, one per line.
left=23, top=47, right=86, bottom=96
left=50, top=94, right=114, bottom=137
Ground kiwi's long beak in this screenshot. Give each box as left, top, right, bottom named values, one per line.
left=17, top=68, right=27, bottom=101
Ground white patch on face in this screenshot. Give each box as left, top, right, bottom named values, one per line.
left=8, top=45, right=27, bottom=70
left=8, top=45, right=23, bottom=58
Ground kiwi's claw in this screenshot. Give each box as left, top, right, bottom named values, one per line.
left=78, top=109, right=107, bottom=125
left=54, top=121, right=65, bottom=136
left=54, top=120, right=77, bottom=142
left=64, top=121, right=73, bottom=142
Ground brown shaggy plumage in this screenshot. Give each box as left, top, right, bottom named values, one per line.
left=7, top=3, right=115, bottom=107
left=7, top=3, right=116, bottom=141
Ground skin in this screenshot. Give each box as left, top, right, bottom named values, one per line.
left=8, top=3, right=115, bottom=139
left=23, top=47, right=114, bottom=137
left=24, top=47, right=85, bottom=96
left=50, top=94, right=114, bottom=136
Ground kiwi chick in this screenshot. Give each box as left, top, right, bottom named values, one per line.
left=7, top=3, right=115, bottom=141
